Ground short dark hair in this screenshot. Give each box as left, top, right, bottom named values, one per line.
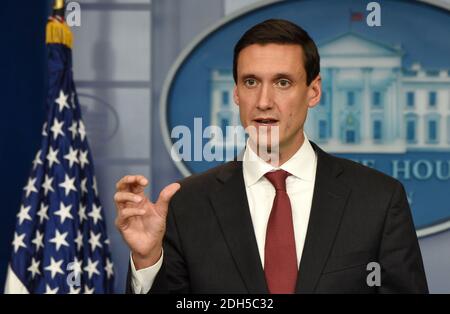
left=233, top=19, right=320, bottom=86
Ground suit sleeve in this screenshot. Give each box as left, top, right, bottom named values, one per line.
left=125, top=199, right=190, bottom=294
left=377, top=181, right=429, bottom=293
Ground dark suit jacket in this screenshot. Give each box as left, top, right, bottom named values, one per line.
left=127, top=142, right=428, bottom=293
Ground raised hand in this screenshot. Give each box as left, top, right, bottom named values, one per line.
left=114, top=175, right=180, bottom=269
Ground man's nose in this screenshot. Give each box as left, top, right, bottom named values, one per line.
left=256, top=83, right=274, bottom=110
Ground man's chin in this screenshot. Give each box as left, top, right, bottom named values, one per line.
left=248, top=137, right=280, bottom=158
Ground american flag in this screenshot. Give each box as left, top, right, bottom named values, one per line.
left=4, top=17, right=114, bottom=294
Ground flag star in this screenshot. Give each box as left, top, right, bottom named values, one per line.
left=78, top=120, right=86, bottom=141
left=80, top=178, right=88, bottom=195
left=74, top=230, right=83, bottom=251
left=105, top=238, right=110, bottom=245
left=49, top=229, right=69, bottom=251
left=37, top=203, right=49, bottom=223
left=42, top=122, right=48, bottom=136
left=44, top=257, right=64, bottom=279
left=46, top=147, right=60, bottom=168
left=27, top=257, right=41, bottom=279
left=17, top=205, right=32, bottom=225
left=54, top=202, right=74, bottom=224
left=42, top=175, right=55, bottom=196
left=64, top=147, right=79, bottom=168
left=83, top=258, right=100, bottom=280
left=78, top=203, right=87, bottom=223
left=32, top=230, right=44, bottom=251
left=83, top=285, right=94, bottom=294
left=88, top=231, right=103, bottom=252
left=12, top=232, right=26, bottom=253
left=44, top=284, right=59, bottom=294
left=55, top=90, right=69, bottom=112
left=104, top=258, right=114, bottom=279
left=92, top=177, right=98, bottom=196
left=59, top=174, right=77, bottom=196
left=79, top=150, right=89, bottom=169
left=69, top=285, right=81, bottom=294
left=68, top=121, right=78, bottom=140
left=23, top=177, right=38, bottom=198
left=88, top=204, right=103, bottom=225
left=50, top=118, right=65, bottom=140
left=32, top=150, right=43, bottom=170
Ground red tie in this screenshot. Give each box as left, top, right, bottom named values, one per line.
left=264, top=170, right=298, bottom=294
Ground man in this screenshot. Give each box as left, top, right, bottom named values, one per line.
left=114, top=19, right=428, bottom=293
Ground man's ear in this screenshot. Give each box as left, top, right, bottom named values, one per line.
left=233, top=85, right=239, bottom=106
left=307, top=74, right=322, bottom=108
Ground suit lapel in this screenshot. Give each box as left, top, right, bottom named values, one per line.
left=296, top=143, right=351, bottom=293
left=209, top=161, right=269, bottom=294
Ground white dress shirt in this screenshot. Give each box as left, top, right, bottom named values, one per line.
left=130, top=133, right=318, bottom=294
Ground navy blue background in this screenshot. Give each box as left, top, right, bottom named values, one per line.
left=0, top=1, right=48, bottom=293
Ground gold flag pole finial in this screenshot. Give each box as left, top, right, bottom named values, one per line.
left=53, top=0, right=65, bottom=10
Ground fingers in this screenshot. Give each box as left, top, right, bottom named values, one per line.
left=116, top=175, right=148, bottom=194
left=114, top=176, right=180, bottom=220
left=156, top=183, right=181, bottom=209
left=114, top=191, right=143, bottom=209
left=115, top=207, right=146, bottom=228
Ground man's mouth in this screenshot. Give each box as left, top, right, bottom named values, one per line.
left=253, top=118, right=279, bottom=125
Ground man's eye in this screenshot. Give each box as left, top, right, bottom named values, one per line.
left=244, top=79, right=257, bottom=87
left=276, top=79, right=291, bottom=88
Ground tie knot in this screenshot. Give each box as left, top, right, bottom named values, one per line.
left=264, top=170, right=290, bottom=192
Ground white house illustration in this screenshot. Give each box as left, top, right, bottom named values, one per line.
left=210, top=32, right=450, bottom=153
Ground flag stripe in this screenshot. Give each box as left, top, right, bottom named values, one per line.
left=4, top=265, right=29, bottom=294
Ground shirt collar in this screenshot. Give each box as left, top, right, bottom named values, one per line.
left=242, top=133, right=317, bottom=187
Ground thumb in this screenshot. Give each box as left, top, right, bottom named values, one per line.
left=156, top=183, right=181, bottom=210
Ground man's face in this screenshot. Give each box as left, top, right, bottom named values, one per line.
left=234, top=43, right=321, bottom=156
